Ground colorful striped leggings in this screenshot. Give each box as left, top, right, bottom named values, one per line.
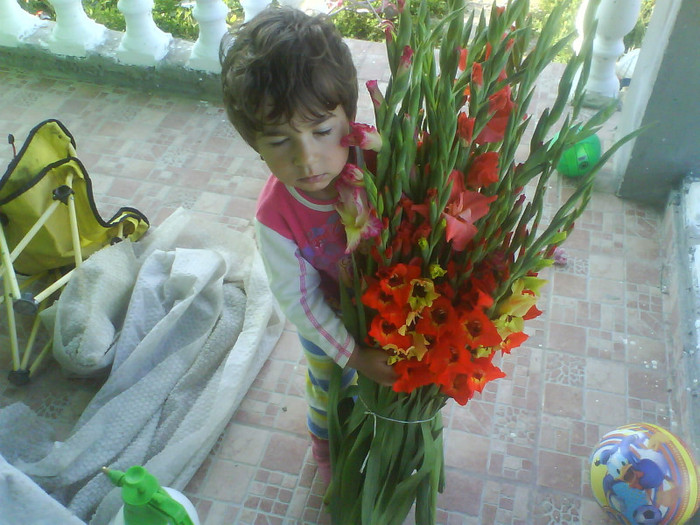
left=299, top=336, right=357, bottom=439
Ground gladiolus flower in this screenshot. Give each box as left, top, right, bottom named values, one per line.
left=458, top=47, right=468, bottom=72
left=466, top=151, right=500, bottom=188
left=476, top=85, right=516, bottom=144
left=380, top=19, right=395, bottom=43
left=335, top=164, right=382, bottom=253
left=457, top=112, right=475, bottom=146
left=397, top=46, right=414, bottom=77
left=341, top=122, right=383, bottom=151
left=369, top=314, right=413, bottom=354
left=366, top=80, right=384, bottom=109
left=472, top=62, right=483, bottom=86
left=407, top=278, right=439, bottom=311
left=442, top=171, right=496, bottom=251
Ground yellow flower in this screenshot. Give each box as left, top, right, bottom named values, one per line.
left=408, top=278, right=440, bottom=311
left=497, top=276, right=546, bottom=318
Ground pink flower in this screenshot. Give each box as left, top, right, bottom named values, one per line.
left=335, top=164, right=383, bottom=253
left=341, top=122, right=383, bottom=151
left=442, top=171, right=496, bottom=251
left=366, top=80, right=385, bottom=109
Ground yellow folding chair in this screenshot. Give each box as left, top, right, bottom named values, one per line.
left=1, top=119, right=149, bottom=385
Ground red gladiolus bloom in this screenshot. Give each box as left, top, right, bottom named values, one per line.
left=458, top=47, right=468, bottom=72
left=443, top=178, right=496, bottom=252
left=393, top=358, right=434, bottom=393
left=501, top=331, right=528, bottom=354
left=377, top=263, right=421, bottom=306
left=457, top=112, right=475, bottom=146
left=523, top=303, right=542, bottom=320
left=439, top=365, right=475, bottom=405
left=368, top=314, right=412, bottom=351
left=460, top=307, right=503, bottom=348
left=466, top=151, right=500, bottom=188
left=472, top=62, right=483, bottom=86
left=415, top=296, right=459, bottom=337
left=362, top=279, right=397, bottom=311
left=476, top=85, right=516, bottom=144
left=468, top=357, right=505, bottom=393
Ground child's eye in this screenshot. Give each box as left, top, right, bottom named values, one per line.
left=315, top=129, right=332, bottom=136
left=268, top=138, right=288, bottom=147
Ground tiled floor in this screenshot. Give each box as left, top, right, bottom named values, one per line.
left=0, top=37, right=677, bottom=525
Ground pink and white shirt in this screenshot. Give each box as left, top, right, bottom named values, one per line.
left=255, top=176, right=355, bottom=367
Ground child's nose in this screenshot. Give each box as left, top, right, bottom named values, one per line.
left=293, top=140, right=317, bottom=171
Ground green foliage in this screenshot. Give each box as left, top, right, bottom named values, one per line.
left=331, top=0, right=451, bottom=43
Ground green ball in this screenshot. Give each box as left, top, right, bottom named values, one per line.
left=556, top=133, right=602, bottom=177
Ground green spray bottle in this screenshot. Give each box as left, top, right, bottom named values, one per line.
left=103, top=466, right=200, bottom=525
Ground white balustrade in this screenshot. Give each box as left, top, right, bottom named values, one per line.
left=239, top=0, right=272, bottom=22
left=575, top=0, right=643, bottom=107
left=45, top=0, right=107, bottom=56
left=0, top=0, right=46, bottom=47
left=188, top=0, right=229, bottom=72
left=116, top=0, right=172, bottom=66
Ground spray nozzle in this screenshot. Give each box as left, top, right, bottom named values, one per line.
left=103, top=466, right=195, bottom=525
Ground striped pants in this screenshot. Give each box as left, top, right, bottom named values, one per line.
left=299, top=336, right=357, bottom=439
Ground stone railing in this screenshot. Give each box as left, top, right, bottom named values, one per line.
left=2, top=0, right=642, bottom=79
left=0, top=0, right=318, bottom=75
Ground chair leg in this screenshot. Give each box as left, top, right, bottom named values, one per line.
left=28, top=339, right=53, bottom=378
left=3, top=276, right=27, bottom=385
left=64, top=173, right=83, bottom=268
left=0, top=220, right=21, bottom=300
left=20, top=302, right=46, bottom=371
left=8, top=200, right=62, bottom=262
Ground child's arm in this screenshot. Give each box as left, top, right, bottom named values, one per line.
left=256, top=221, right=356, bottom=367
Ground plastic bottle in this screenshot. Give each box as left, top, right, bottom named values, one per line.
left=103, top=466, right=201, bottom=525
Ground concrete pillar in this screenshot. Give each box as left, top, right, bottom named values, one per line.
left=614, top=0, right=700, bottom=206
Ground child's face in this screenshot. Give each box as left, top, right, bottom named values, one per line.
left=256, top=105, right=351, bottom=200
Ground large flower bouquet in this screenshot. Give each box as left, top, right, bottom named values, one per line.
left=327, top=0, right=641, bottom=523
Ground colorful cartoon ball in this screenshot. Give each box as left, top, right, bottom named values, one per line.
left=590, top=423, right=700, bottom=524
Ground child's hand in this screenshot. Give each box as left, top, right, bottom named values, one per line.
left=346, top=346, right=397, bottom=386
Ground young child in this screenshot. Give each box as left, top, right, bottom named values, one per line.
left=220, top=6, right=395, bottom=484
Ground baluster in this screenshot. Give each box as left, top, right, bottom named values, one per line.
left=239, top=0, right=273, bottom=22
left=116, top=0, right=172, bottom=66
left=0, top=0, right=46, bottom=47
left=188, top=0, right=229, bottom=72
left=45, top=0, right=106, bottom=56
left=576, top=0, right=642, bottom=107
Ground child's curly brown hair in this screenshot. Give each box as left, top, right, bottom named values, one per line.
left=220, top=7, right=359, bottom=150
